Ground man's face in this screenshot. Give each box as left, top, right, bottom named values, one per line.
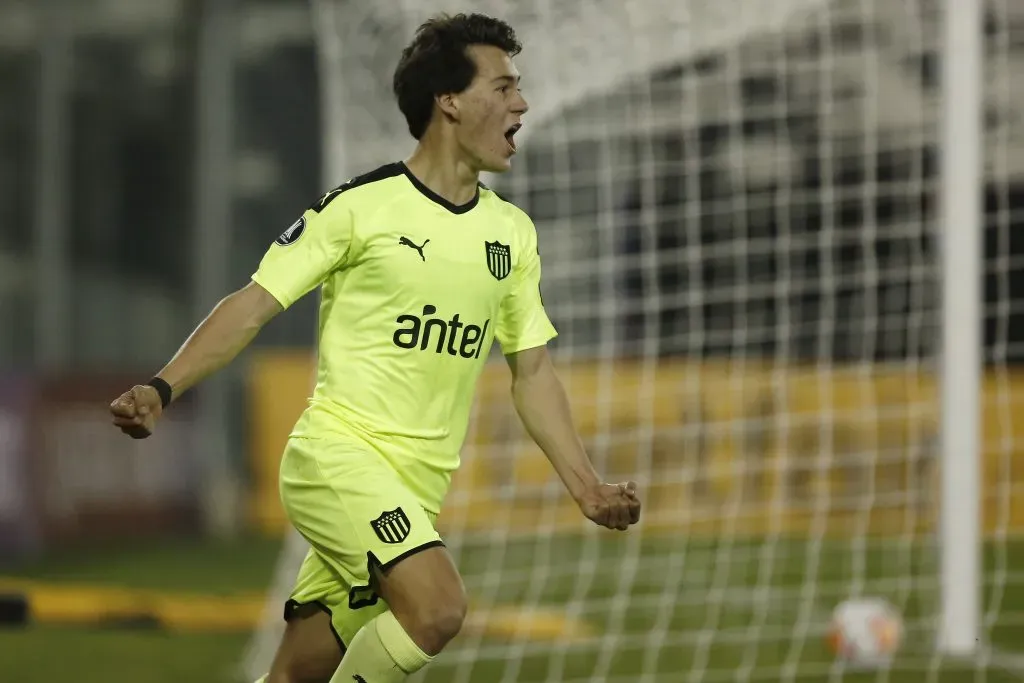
left=450, top=45, right=529, bottom=173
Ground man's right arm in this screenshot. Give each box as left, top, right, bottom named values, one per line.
left=155, top=280, right=282, bottom=402
left=112, top=188, right=356, bottom=437
left=110, top=280, right=282, bottom=438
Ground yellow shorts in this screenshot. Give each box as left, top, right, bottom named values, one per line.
left=279, top=434, right=444, bottom=649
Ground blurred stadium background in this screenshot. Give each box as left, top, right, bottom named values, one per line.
left=2, top=0, right=1024, bottom=681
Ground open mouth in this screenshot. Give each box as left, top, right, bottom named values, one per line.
left=504, top=123, right=522, bottom=153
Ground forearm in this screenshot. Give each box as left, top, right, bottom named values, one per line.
left=156, top=286, right=276, bottom=401
left=511, top=364, right=600, bottom=502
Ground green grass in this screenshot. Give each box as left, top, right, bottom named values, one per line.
left=0, top=627, right=249, bottom=683
left=0, top=536, right=278, bottom=683
left=417, top=534, right=1024, bottom=682
left=1, top=534, right=281, bottom=594
left=2, top=533, right=1023, bottom=682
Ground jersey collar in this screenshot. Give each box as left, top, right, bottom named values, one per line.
left=399, top=162, right=480, bottom=215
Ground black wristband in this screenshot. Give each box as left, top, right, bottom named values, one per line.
left=147, top=377, right=173, bottom=409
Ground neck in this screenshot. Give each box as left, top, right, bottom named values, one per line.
left=403, top=131, right=480, bottom=207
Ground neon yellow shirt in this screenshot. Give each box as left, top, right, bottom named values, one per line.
left=251, top=162, right=557, bottom=510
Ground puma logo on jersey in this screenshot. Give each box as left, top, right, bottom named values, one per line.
left=312, top=187, right=344, bottom=213
left=399, top=236, right=429, bottom=261
left=353, top=676, right=367, bottom=683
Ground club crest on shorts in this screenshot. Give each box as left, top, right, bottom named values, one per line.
left=275, top=216, right=305, bottom=246
left=371, top=507, right=411, bottom=544
left=485, top=240, right=511, bottom=281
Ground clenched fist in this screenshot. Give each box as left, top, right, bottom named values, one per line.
left=577, top=481, right=642, bottom=531
left=109, top=385, right=163, bottom=439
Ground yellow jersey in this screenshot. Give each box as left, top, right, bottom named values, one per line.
left=251, top=162, right=557, bottom=510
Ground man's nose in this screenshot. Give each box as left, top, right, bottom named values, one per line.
left=513, top=91, right=529, bottom=114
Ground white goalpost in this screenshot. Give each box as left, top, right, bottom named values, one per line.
left=938, top=0, right=981, bottom=657
left=242, top=0, right=1024, bottom=680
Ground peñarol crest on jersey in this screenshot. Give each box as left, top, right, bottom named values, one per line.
left=370, top=507, right=411, bottom=544
left=485, top=240, right=512, bottom=281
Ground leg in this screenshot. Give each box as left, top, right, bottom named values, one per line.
left=265, top=604, right=343, bottom=683
left=277, top=436, right=457, bottom=683
left=372, top=545, right=467, bottom=656
left=327, top=530, right=467, bottom=682
left=257, top=546, right=349, bottom=683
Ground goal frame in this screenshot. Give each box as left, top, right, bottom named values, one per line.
left=938, top=0, right=982, bottom=656
left=243, top=1, right=991, bottom=678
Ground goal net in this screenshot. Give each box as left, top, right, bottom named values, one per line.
left=244, top=0, right=1024, bottom=680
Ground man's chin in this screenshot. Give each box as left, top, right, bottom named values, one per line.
left=482, top=157, right=513, bottom=174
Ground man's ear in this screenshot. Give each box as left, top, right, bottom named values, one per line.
left=436, top=92, right=460, bottom=123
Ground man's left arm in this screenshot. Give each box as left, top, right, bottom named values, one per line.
left=507, top=345, right=641, bottom=531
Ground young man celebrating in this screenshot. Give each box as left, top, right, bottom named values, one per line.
left=110, top=13, right=641, bottom=683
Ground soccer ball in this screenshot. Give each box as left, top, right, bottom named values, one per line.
left=826, top=597, right=903, bottom=667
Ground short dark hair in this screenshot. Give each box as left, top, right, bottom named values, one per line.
left=393, top=13, right=522, bottom=140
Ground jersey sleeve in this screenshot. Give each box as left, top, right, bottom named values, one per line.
left=495, top=214, right=558, bottom=354
left=251, top=192, right=356, bottom=309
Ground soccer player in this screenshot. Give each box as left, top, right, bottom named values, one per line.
left=109, top=13, right=641, bottom=683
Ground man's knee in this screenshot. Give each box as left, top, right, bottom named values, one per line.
left=374, top=546, right=468, bottom=656
left=405, top=590, right=467, bottom=654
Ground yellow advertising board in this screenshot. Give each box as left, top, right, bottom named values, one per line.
left=245, top=350, right=317, bottom=534
left=246, top=352, right=1024, bottom=539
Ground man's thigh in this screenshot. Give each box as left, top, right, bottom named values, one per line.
left=372, top=544, right=466, bottom=622
left=279, top=436, right=443, bottom=647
